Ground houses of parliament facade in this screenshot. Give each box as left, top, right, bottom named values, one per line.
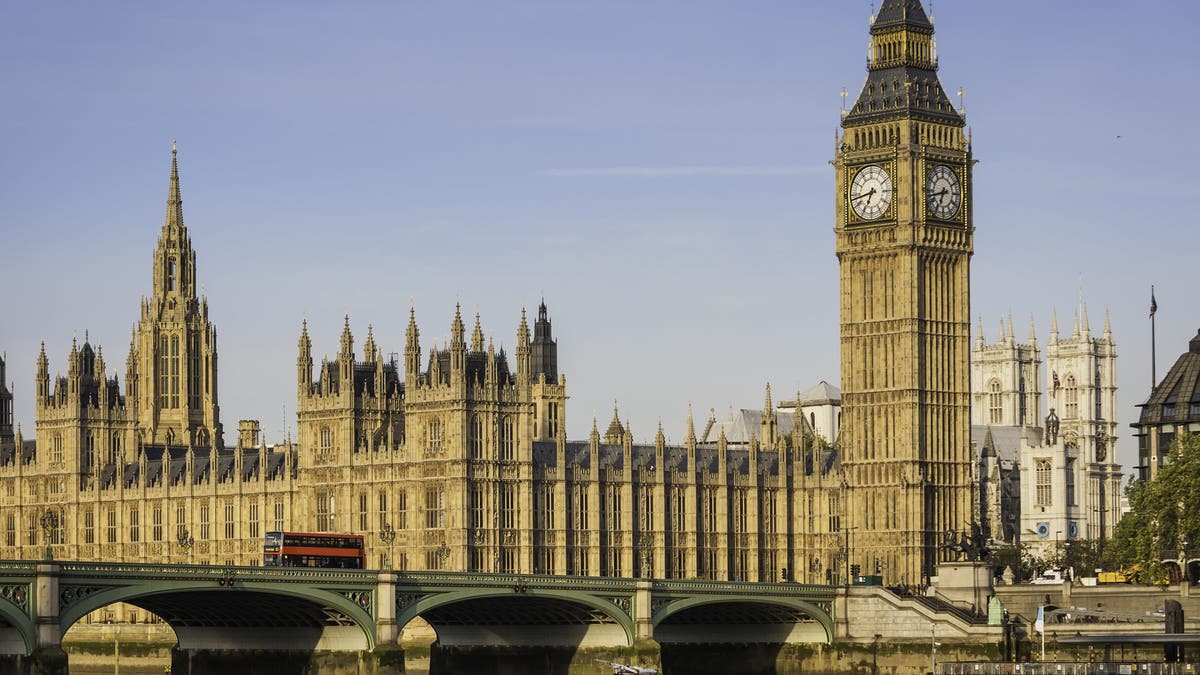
left=0, top=0, right=975, bottom=587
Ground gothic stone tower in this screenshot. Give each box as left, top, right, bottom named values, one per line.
left=1045, top=307, right=1120, bottom=540
left=128, top=144, right=223, bottom=449
left=0, top=355, right=12, bottom=450
left=972, top=315, right=1042, bottom=428
left=834, top=0, right=974, bottom=584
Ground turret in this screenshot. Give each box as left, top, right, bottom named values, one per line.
left=339, top=315, right=354, bottom=383
left=449, top=303, right=466, bottom=377
left=363, top=324, right=377, bottom=363
left=404, top=307, right=421, bottom=384
left=298, top=320, right=312, bottom=394
left=761, top=382, right=777, bottom=445
left=125, top=326, right=138, bottom=409
left=530, top=300, right=557, bottom=384
left=36, top=342, right=49, bottom=403
left=515, top=308, right=530, bottom=384
left=1050, top=309, right=1060, bottom=345
left=684, top=404, right=697, bottom=447
left=471, top=314, right=485, bottom=353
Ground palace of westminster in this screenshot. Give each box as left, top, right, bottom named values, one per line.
left=0, top=1, right=1132, bottom=589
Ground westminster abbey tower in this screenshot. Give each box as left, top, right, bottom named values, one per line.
left=835, top=0, right=974, bottom=584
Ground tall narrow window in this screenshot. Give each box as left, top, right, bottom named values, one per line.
left=425, top=486, right=445, bottom=529
left=159, top=336, right=170, bottom=408
left=129, top=507, right=140, bottom=543
left=427, top=418, right=443, bottom=454
left=988, top=379, right=1003, bottom=424
left=1064, top=374, right=1078, bottom=418
left=316, top=491, right=334, bottom=531
left=224, top=503, right=234, bottom=539
left=152, top=506, right=163, bottom=542
left=170, top=335, right=180, bottom=408
left=199, top=501, right=210, bottom=540
left=274, top=499, right=285, bottom=532
left=1036, top=459, right=1053, bottom=506
left=377, top=490, right=388, bottom=530
left=249, top=503, right=260, bottom=540
left=52, top=434, right=63, bottom=464
left=548, top=402, right=559, bottom=438
left=501, top=483, right=516, bottom=529
left=470, top=415, right=484, bottom=458
left=106, top=508, right=117, bottom=544
left=500, top=416, right=515, bottom=461
left=5, top=513, right=15, bottom=547
left=319, top=427, right=333, bottom=457
left=166, top=258, right=177, bottom=292
left=397, top=491, right=408, bottom=530
left=358, top=492, right=368, bottom=531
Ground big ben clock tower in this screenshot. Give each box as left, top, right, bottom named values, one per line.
left=834, top=0, right=974, bottom=585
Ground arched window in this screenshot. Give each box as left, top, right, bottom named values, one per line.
left=1035, top=459, right=1053, bottom=507
left=988, top=379, right=1003, bottom=424
left=319, top=427, right=333, bottom=456
left=158, top=336, right=170, bottom=408
left=1064, top=374, right=1078, bottom=418
left=427, top=418, right=443, bottom=454
left=166, top=258, right=177, bottom=292
left=500, top=416, right=515, bottom=461
left=170, top=335, right=180, bottom=408
left=470, top=415, right=484, bottom=459
left=52, top=434, right=63, bottom=464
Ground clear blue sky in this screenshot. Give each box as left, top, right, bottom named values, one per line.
left=2, top=2, right=1197, bottom=472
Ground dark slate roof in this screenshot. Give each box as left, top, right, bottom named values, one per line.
left=843, top=66, right=961, bottom=127
left=1137, top=330, right=1200, bottom=426
left=972, top=425, right=1042, bottom=464
left=873, top=0, right=933, bottom=32
left=842, top=0, right=961, bottom=128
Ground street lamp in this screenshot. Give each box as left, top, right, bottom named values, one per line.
left=39, top=509, right=59, bottom=561
left=379, top=522, right=396, bottom=570
left=177, top=526, right=194, bottom=563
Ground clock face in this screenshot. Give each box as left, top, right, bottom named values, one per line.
left=926, top=164, right=961, bottom=219
left=850, top=165, right=892, bottom=220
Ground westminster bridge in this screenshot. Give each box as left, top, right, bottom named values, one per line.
left=0, top=560, right=835, bottom=672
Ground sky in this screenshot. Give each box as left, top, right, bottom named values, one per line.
left=2, top=1, right=1198, bottom=473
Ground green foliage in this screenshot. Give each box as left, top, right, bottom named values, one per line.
left=990, top=543, right=1036, bottom=581
left=1107, top=433, right=1200, bottom=584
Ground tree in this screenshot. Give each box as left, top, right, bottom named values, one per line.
left=1108, top=433, right=1200, bottom=585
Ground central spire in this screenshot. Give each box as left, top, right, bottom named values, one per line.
left=165, top=139, right=185, bottom=232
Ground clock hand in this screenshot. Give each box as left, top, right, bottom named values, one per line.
left=852, top=188, right=877, bottom=203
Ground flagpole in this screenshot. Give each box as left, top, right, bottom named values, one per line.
left=1151, top=285, right=1158, bottom=392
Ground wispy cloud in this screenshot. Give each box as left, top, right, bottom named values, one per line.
left=543, top=164, right=822, bottom=178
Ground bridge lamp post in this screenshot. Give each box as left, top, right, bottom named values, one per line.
left=379, top=522, right=396, bottom=570
left=177, top=527, right=195, bottom=564
left=38, top=509, right=59, bottom=561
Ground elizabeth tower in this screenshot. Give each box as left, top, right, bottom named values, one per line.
left=834, top=0, right=973, bottom=584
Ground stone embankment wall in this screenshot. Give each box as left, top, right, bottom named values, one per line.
left=995, top=582, right=1200, bottom=623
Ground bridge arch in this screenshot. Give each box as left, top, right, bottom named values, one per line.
left=652, top=596, right=833, bottom=645
left=399, top=588, right=635, bottom=648
left=0, top=598, right=35, bottom=656
left=59, top=581, right=376, bottom=652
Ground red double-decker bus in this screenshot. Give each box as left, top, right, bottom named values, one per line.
left=262, top=531, right=365, bottom=569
